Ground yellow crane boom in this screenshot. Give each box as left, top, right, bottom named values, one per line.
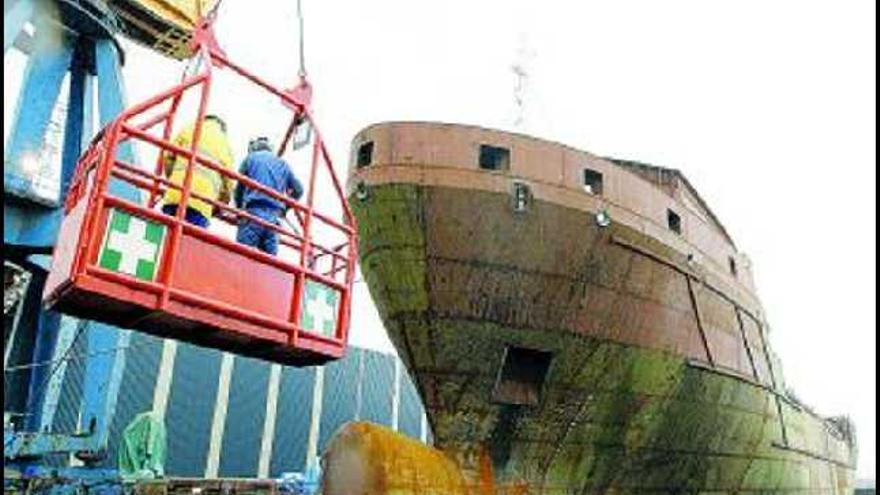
left=106, top=0, right=219, bottom=59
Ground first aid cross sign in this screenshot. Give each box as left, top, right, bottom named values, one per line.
left=98, top=209, right=166, bottom=281
left=302, top=280, right=339, bottom=338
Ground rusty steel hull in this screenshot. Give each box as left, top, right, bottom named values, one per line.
left=347, top=122, right=857, bottom=493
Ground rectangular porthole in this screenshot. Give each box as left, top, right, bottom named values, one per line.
left=729, top=256, right=738, bottom=277
left=356, top=141, right=374, bottom=168
left=512, top=181, right=531, bottom=213
left=478, top=144, right=510, bottom=171
left=491, top=346, right=553, bottom=406
left=583, top=168, right=603, bottom=195
left=667, top=208, right=682, bottom=235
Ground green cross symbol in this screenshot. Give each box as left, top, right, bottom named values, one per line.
left=302, top=280, right=339, bottom=338
left=98, top=208, right=166, bottom=281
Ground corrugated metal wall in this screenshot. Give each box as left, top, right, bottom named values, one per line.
left=51, top=321, right=89, bottom=435
left=361, top=351, right=395, bottom=426
left=218, top=356, right=269, bottom=477
left=44, top=331, right=430, bottom=477
left=318, top=349, right=360, bottom=450
left=165, top=344, right=223, bottom=476
left=399, top=370, right=424, bottom=440
left=270, top=366, right=314, bottom=475
left=105, top=332, right=163, bottom=467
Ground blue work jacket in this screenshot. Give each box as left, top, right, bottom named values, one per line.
left=234, top=150, right=304, bottom=212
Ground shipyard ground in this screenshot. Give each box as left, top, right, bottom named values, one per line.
left=4, top=474, right=284, bottom=495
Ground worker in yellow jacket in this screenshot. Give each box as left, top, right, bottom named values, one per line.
left=162, top=115, right=235, bottom=227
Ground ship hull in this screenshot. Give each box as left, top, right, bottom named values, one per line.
left=351, top=182, right=855, bottom=493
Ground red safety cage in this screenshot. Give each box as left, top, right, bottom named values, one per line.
left=43, top=19, right=357, bottom=366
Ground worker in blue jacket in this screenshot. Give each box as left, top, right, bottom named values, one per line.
left=234, top=137, right=304, bottom=255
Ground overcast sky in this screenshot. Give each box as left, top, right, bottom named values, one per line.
left=5, top=0, right=875, bottom=479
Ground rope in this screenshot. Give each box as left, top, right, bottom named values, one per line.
left=296, top=0, right=306, bottom=78
left=3, top=337, right=145, bottom=373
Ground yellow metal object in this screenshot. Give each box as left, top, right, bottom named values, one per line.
left=107, top=0, right=219, bottom=59
left=321, top=422, right=468, bottom=495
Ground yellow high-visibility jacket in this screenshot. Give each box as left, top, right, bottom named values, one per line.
left=162, top=119, right=234, bottom=219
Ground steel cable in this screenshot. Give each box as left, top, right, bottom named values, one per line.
left=297, top=0, right=306, bottom=78
left=19, top=318, right=90, bottom=421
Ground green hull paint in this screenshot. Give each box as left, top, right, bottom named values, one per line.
left=351, top=183, right=856, bottom=493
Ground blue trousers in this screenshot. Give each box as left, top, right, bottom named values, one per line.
left=162, top=204, right=209, bottom=228
left=237, top=207, right=281, bottom=255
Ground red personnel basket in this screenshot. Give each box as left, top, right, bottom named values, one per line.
left=42, top=18, right=357, bottom=366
